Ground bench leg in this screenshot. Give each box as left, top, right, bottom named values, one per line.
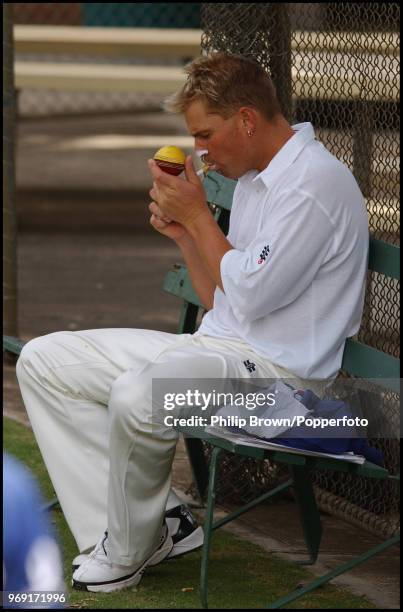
left=267, top=532, right=400, bottom=609
left=289, top=465, right=322, bottom=565
left=184, top=436, right=209, bottom=502
left=200, top=446, right=222, bottom=609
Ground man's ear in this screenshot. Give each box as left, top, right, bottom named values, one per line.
left=238, top=107, right=258, bottom=133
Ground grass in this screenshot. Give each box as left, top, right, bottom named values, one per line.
left=4, top=416, right=376, bottom=609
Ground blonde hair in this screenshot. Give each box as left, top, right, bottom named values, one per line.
left=164, top=52, right=282, bottom=120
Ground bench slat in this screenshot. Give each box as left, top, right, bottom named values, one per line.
left=204, top=172, right=237, bottom=211
left=369, top=237, right=400, bottom=278
left=342, top=339, right=400, bottom=392
left=3, top=335, right=25, bottom=355
left=163, top=265, right=202, bottom=307
left=179, top=427, right=391, bottom=477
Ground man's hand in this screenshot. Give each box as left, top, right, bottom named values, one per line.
left=148, top=201, right=189, bottom=243
left=148, top=155, right=209, bottom=229
left=148, top=154, right=232, bottom=292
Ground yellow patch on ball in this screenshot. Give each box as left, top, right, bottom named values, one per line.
left=154, top=146, right=186, bottom=176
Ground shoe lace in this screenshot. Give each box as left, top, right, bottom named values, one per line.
left=84, top=530, right=109, bottom=566
left=80, top=524, right=168, bottom=572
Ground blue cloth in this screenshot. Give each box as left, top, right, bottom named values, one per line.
left=3, top=453, right=65, bottom=607
left=274, top=390, right=384, bottom=466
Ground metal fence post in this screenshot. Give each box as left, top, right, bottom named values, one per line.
left=353, top=100, right=374, bottom=198
left=267, top=3, right=292, bottom=123
left=3, top=3, right=18, bottom=337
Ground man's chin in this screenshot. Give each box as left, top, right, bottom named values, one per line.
left=206, top=164, right=241, bottom=180
left=212, top=168, right=238, bottom=180
left=223, top=172, right=242, bottom=180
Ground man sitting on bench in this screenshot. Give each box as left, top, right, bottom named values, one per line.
left=16, top=52, right=369, bottom=593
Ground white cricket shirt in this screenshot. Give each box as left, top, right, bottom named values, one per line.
left=196, top=122, right=369, bottom=380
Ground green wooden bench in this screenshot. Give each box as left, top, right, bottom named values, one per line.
left=3, top=170, right=400, bottom=608
left=162, top=170, right=400, bottom=608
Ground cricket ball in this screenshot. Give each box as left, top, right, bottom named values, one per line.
left=153, top=145, right=186, bottom=176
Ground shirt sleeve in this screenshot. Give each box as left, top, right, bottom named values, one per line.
left=220, top=188, right=336, bottom=323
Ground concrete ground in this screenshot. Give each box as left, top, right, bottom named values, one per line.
left=4, top=111, right=400, bottom=608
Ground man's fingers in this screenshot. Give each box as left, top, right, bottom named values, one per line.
left=149, top=203, right=172, bottom=223
left=149, top=186, right=158, bottom=201
left=149, top=201, right=166, bottom=218
left=148, top=159, right=161, bottom=177
left=151, top=214, right=172, bottom=228
left=148, top=159, right=170, bottom=183
left=184, top=155, right=202, bottom=186
left=148, top=159, right=180, bottom=187
left=150, top=214, right=167, bottom=229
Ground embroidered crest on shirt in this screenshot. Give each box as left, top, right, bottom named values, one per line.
left=258, top=245, right=270, bottom=264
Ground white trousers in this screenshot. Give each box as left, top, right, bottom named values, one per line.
left=16, top=328, right=323, bottom=565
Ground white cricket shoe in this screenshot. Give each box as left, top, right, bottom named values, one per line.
left=72, top=504, right=203, bottom=571
left=72, top=523, right=173, bottom=593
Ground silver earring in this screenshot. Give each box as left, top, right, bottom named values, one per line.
left=247, top=129, right=254, bottom=137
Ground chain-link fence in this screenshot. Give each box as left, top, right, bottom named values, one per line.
left=197, top=3, right=400, bottom=538
left=14, top=3, right=201, bottom=116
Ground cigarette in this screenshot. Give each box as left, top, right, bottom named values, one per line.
left=196, top=163, right=210, bottom=178
left=195, top=149, right=209, bottom=177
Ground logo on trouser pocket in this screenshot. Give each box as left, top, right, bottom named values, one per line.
left=243, top=360, right=256, bottom=373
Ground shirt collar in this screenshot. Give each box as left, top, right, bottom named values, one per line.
left=240, top=122, right=316, bottom=188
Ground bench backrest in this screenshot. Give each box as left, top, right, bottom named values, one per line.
left=163, top=171, right=400, bottom=391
